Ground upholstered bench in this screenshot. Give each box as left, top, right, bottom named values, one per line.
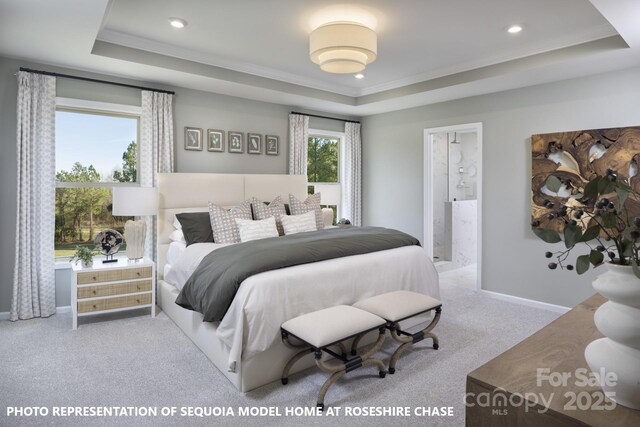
left=280, top=305, right=387, bottom=410
left=353, top=290, right=442, bottom=374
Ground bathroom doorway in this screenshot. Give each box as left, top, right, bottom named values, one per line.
left=424, top=123, right=482, bottom=290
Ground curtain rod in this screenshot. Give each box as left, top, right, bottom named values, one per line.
left=19, top=67, right=175, bottom=95
left=291, top=111, right=360, bottom=124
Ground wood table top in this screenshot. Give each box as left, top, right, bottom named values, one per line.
left=467, top=294, right=640, bottom=426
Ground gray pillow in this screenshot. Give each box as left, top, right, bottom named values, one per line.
left=175, top=212, right=213, bottom=246
left=251, top=196, right=287, bottom=235
left=208, top=200, right=252, bottom=244
left=288, top=193, right=323, bottom=230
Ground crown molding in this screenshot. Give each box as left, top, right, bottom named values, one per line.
left=96, top=29, right=360, bottom=97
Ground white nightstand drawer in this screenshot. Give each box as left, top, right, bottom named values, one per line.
left=77, top=280, right=152, bottom=299
left=77, top=293, right=152, bottom=314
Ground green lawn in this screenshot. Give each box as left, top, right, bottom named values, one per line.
left=55, top=224, right=128, bottom=257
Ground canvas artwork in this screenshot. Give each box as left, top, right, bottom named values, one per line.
left=266, top=135, right=279, bottom=155
left=247, top=133, right=262, bottom=154
left=531, top=126, right=640, bottom=231
left=228, top=131, right=244, bottom=153
left=207, top=129, right=224, bottom=152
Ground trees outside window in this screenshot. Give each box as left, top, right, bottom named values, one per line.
left=308, top=134, right=342, bottom=223
left=55, top=109, right=138, bottom=257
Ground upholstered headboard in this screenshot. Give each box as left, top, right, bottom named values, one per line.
left=156, top=173, right=308, bottom=278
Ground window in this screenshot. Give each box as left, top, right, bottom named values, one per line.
left=54, top=100, right=141, bottom=257
left=307, top=131, right=343, bottom=223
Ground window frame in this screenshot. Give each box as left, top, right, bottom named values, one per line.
left=307, top=129, right=345, bottom=219
left=54, top=98, right=142, bottom=260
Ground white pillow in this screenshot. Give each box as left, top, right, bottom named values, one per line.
left=173, top=216, right=182, bottom=229
left=281, top=211, right=317, bottom=235
left=169, top=229, right=187, bottom=244
left=234, top=217, right=279, bottom=243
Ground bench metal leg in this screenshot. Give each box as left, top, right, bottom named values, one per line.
left=388, top=307, right=441, bottom=374
left=281, top=347, right=311, bottom=385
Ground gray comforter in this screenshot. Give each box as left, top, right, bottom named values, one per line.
left=175, top=226, right=420, bottom=322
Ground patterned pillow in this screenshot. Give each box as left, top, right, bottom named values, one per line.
left=288, top=193, right=324, bottom=230
left=281, top=211, right=317, bottom=235
left=235, top=217, right=279, bottom=242
left=251, top=196, right=287, bottom=235
left=208, top=200, right=252, bottom=244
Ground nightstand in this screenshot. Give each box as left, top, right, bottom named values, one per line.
left=71, top=257, right=156, bottom=329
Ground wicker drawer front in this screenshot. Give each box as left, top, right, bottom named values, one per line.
left=77, top=293, right=152, bottom=314
left=77, top=280, right=152, bottom=299
left=77, top=267, right=152, bottom=284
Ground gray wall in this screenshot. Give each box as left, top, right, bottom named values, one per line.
left=362, top=66, right=640, bottom=308
left=0, top=56, right=355, bottom=312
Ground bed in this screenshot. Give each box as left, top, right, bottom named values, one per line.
left=156, top=173, right=440, bottom=392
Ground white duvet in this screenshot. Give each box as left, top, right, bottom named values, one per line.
left=165, top=242, right=440, bottom=372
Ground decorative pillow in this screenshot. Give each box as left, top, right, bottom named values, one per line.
left=281, top=211, right=317, bottom=235
left=175, top=212, right=213, bottom=246
left=251, top=196, right=287, bottom=235
left=288, top=193, right=324, bottom=230
left=235, top=217, right=279, bottom=242
left=169, top=228, right=187, bottom=244
left=173, top=217, right=182, bottom=230
left=208, top=200, right=252, bottom=244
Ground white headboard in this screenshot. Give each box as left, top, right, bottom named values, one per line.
left=156, top=173, right=308, bottom=278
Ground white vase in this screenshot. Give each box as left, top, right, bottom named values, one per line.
left=124, top=219, right=146, bottom=260
left=584, top=263, right=640, bottom=410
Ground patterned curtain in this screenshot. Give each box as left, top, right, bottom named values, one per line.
left=288, top=114, right=309, bottom=175
left=342, top=122, right=362, bottom=226
left=140, top=91, right=174, bottom=260
left=11, top=71, right=57, bottom=321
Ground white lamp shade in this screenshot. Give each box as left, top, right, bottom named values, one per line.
left=313, top=183, right=342, bottom=206
left=112, top=187, right=158, bottom=216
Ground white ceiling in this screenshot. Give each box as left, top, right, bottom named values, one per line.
left=1, top=0, right=639, bottom=116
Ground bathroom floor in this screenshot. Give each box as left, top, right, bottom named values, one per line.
left=439, top=264, right=477, bottom=290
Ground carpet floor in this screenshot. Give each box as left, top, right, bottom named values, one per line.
left=0, top=282, right=561, bottom=427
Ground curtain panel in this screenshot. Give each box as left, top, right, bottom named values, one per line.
left=342, top=122, right=362, bottom=226
left=11, top=71, right=57, bottom=321
left=288, top=114, right=309, bottom=175
left=140, top=91, right=175, bottom=260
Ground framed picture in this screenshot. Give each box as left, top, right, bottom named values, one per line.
left=247, top=133, right=262, bottom=154
left=266, top=135, right=279, bottom=155
left=207, top=129, right=224, bottom=152
left=184, top=127, right=203, bottom=151
left=228, top=131, right=244, bottom=153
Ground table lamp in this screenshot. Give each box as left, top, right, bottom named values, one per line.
left=313, top=183, right=341, bottom=226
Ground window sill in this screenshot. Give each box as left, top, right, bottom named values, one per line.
left=55, top=260, right=72, bottom=270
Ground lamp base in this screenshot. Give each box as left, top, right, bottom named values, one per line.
left=124, top=220, right=146, bottom=260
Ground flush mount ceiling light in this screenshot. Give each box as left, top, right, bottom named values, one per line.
left=354, top=73, right=365, bottom=79
left=168, top=17, right=187, bottom=29
left=310, top=21, right=377, bottom=74
left=507, top=24, right=522, bottom=34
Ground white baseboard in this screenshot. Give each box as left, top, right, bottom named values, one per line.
left=0, top=305, right=71, bottom=321
left=482, top=290, right=570, bottom=314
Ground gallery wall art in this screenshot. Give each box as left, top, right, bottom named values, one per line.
left=531, top=126, right=640, bottom=231
left=183, top=127, right=279, bottom=155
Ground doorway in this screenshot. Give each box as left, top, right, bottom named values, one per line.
left=424, top=123, right=482, bottom=290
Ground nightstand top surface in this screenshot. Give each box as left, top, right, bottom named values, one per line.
left=70, top=257, right=153, bottom=272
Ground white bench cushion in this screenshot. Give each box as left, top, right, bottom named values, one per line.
left=353, top=291, right=441, bottom=322
left=282, top=305, right=386, bottom=348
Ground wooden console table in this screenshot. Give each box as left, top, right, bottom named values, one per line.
left=466, top=294, right=640, bottom=426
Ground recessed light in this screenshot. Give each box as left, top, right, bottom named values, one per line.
left=168, top=18, right=187, bottom=29
left=354, top=73, right=365, bottom=79
left=507, top=25, right=522, bottom=34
